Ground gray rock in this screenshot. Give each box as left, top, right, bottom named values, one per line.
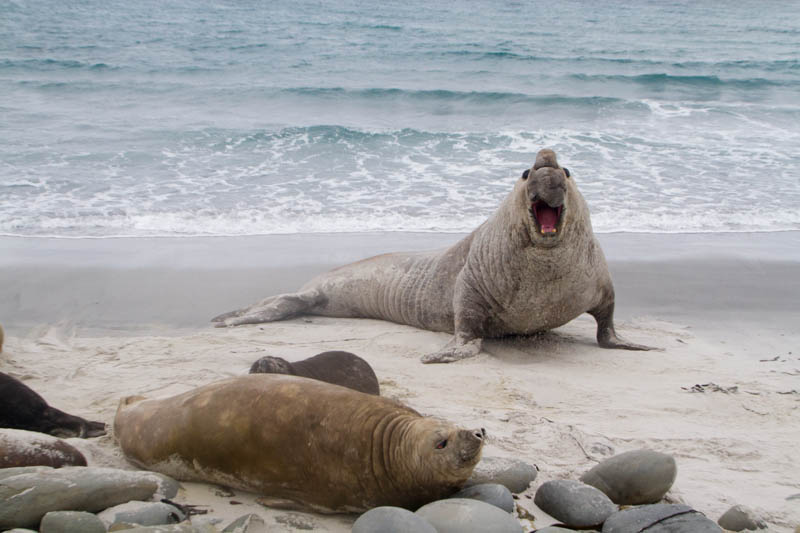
left=140, top=472, right=181, bottom=500
left=465, top=456, right=538, bottom=493
left=0, top=465, right=52, bottom=481
left=580, top=449, right=676, bottom=505
left=0, top=466, right=159, bottom=530
left=352, top=506, right=437, bottom=533
left=40, top=511, right=107, bottom=533
left=534, top=479, right=616, bottom=529
left=416, top=498, right=524, bottom=533
left=603, top=504, right=722, bottom=533
left=98, top=501, right=186, bottom=527
left=221, top=513, right=267, bottom=533
left=717, top=504, right=768, bottom=531
left=451, top=483, right=515, bottom=513
left=3, top=529, right=39, bottom=533
left=533, top=528, right=580, bottom=532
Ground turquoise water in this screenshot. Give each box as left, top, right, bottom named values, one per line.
left=1, top=0, right=799, bottom=237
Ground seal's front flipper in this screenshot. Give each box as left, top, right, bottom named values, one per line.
left=590, top=299, right=656, bottom=351
left=214, top=290, right=324, bottom=328
left=421, top=335, right=483, bottom=364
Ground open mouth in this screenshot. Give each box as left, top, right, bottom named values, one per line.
left=530, top=199, right=563, bottom=235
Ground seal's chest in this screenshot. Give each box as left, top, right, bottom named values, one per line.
left=497, top=262, right=598, bottom=334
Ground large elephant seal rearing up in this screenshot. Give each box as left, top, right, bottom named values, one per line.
left=114, top=374, right=485, bottom=512
left=214, top=149, right=651, bottom=363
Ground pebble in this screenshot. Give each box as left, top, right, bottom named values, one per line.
left=465, top=456, right=538, bottom=493
left=416, top=498, right=524, bottom=533
left=602, top=503, right=722, bottom=532
left=0, top=466, right=160, bottom=530
left=0, top=428, right=87, bottom=468
left=39, top=511, right=106, bottom=533
left=221, top=513, right=268, bottom=532
left=534, top=479, right=616, bottom=529
left=717, top=504, right=768, bottom=531
left=450, top=483, right=515, bottom=513
left=352, top=506, right=437, bottom=533
left=580, top=449, right=677, bottom=505
left=98, top=501, right=186, bottom=528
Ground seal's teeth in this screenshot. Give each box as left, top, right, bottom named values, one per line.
left=541, top=228, right=557, bottom=234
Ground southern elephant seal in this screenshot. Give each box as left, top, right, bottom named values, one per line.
left=114, top=374, right=485, bottom=512
left=0, top=372, right=106, bottom=438
left=249, top=350, right=380, bottom=395
left=213, top=148, right=651, bottom=363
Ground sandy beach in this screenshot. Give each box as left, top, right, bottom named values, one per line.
left=1, top=231, right=799, bottom=531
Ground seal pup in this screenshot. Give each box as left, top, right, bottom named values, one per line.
left=0, top=372, right=106, bottom=438
left=0, top=428, right=88, bottom=468
left=114, top=374, right=485, bottom=512
left=249, top=350, right=380, bottom=395
left=213, top=149, right=652, bottom=363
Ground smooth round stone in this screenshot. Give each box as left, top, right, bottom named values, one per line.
left=534, top=528, right=579, bottom=532
left=465, top=456, right=538, bottom=493
left=717, top=504, right=768, bottom=531
left=580, top=449, right=677, bottom=505
left=40, top=511, right=106, bottom=533
left=352, top=506, right=436, bottom=533
left=0, top=466, right=159, bottom=530
left=98, top=501, right=186, bottom=527
left=416, top=498, right=523, bottom=533
left=451, top=483, right=515, bottom=513
left=534, top=479, right=616, bottom=529
left=603, top=504, right=722, bottom=533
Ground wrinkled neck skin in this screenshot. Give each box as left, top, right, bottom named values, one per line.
left=366, top=415, right=474, bottom=509
left=458, top=174, right=600, bottom=334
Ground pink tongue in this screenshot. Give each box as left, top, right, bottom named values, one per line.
left=537, top=205, right=558, bottom=232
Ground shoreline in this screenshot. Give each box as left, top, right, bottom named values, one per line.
left=1, top=231, right=799, bottom=334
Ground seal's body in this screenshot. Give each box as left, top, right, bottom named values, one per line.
left=0, top=372, right=106, bottom=438
left=214, top=149, right=651, bottom=362
left=114, top=374, right=484, bottom=512
left=249, top=350, right=380, bottom=395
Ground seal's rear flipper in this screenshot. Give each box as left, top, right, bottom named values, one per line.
left=214, top=290, right=324, bottom=328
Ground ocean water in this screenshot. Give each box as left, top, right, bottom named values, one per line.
left=1, top=0, right=799, bottom=238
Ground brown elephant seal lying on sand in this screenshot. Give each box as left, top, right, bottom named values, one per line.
left=249, top=350, right=380, bottom=395
left=114, top=374, right=485, bottom=512
left=214, top=148, right=651, bottom=363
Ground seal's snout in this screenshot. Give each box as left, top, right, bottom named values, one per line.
left=473, top=428, right=486, bottom=440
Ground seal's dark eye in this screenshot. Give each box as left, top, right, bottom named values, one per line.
left=522, top=169, right=530, bottom=180
left=563, top=167, right=570, bottom=178
left=435, top=439, right=448, bottom=449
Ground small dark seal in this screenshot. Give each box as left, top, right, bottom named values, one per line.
left=249, top=350, right=380, bottom=395
left=0, top=372, right=106, bottom=438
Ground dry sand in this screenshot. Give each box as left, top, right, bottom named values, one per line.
left=1, top=232, right=799, bottom=531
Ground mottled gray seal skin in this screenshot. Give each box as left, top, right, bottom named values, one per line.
left=214, top=149, right=652, bottom=363
left=0, top=372, right=106, bottom=438
left=249, top=350, right=380, bottom=395
left=114, top=374, right=485, bottom=513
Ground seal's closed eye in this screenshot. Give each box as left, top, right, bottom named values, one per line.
left=436, top=439, right=448, bottom=449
